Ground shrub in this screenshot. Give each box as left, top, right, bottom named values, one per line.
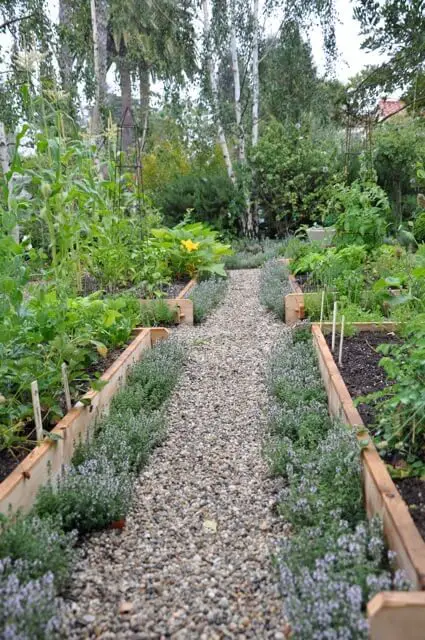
left=414, top=211, right=425, bottom=243
left=139, top=300, right=178, bottom=327
left=265, top=329, right=411, bottom=636
left=279, top=423, right=363, bottom=529
left=251, top=119, right=341, bottom=234
left=279, top=518, right=410, bottom=640
left=259, top=259, right=291, bottom=319
left=189, top=277, right=228, bottom=323
left=225, top=251, right=267, bottom=270
left=0, top=558, right=59, bottom=639
left=35, top=456, right=133, bottom=535
left=150, top=221, right=232, bottom=279
left=0, top=515, right=75, bottom=590
left=153, top=171, right=239, bottom=232
left=73, top=409, right=165, bottom=474
left=331, top=180, right=390, bottom=249
left=121, top=339, right=185, bottom=411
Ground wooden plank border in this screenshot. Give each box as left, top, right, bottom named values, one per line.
left=280, top=259, right=305, bottom=325
left=139, top=278, right=196, bottom=326
left=0, top=327, right=170, bottom=516
left=310, top=322, right=425, bottom=639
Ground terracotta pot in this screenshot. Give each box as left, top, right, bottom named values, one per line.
left=110, top=518, right=126, bottom=530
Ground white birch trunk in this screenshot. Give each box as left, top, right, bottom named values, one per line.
left=0, top=122, right=18, bottom=243
left=251, top=0, right=259, bottom=148
left=202, top=0, right=234, bottom=183
left=230, top=23, right=245, bottom=163
left=90, top=0, right=108, bottom=138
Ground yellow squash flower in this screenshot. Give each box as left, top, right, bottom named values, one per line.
left=181, top=239, right=200, bottom=253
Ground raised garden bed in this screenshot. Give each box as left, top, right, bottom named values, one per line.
left=312, top=321, right=425, bottom=639
left=279, top=258, right=305, bottom=325
left=0, top=327, right=170, bottom=516
left=139, top=278, right=196, bottom=325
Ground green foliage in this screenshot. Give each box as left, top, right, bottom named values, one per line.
left=35, top=455, right=133, bottom=534
left=259, top=259, right=291, bottom=319
left=35, top=338, right=184, bottom=535
left=114, top=339, right=185, bottom=413
left=189, top=277, right=228, bottom=323
left=0, top=514, right=75, bottom=590
left=139, top=300, right=178, bottom=327
left=413, top=211, right=425, bottom=243
left=73, top=409, right=165, bottom=475
left=154, top=172, right=239, bottom=233
left=368, top=318, right=425, bottom=463
left=265, top=329, right=410, bottom=637
left=151, top=221, right=232, bottom=279
left=373, top=120, right=425, bottom=223
left=252, top=119, right=342, bottom=234
left=332, top=179, right=390, bottom=249
left=225, top=239, right=288, bottom=269
left=0, top=287, right=141, bottom=442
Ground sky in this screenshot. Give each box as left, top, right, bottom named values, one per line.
left=4, top=0, right=392, bottom=96
left=42, top=0, right=385, bottom=84
left=309, top=0, right=386, bottom=83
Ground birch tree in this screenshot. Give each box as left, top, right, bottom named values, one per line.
left=251, top=0, right=259, bottom=148
left=202, top=0, right=235, bottom=182
left=90, top=0, right=108, bottom=138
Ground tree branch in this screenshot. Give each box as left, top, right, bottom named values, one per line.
left=0, top=13, right=36, bottom=32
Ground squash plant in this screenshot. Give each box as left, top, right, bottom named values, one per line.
left=150, top=220, right=232, bottom=279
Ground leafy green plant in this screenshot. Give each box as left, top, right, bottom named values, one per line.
left=0, top=288, right=141, bottom=444
left=366, top=318, right=425, bottom=463
left=151, top=220, right=232, bottom=279
left=414, top=211, right=425, bottom=243
left=331, top=180, right=390, bottom=249
left=35, top=456, right=133, bottom=534
left=189, top=277, right=228, bottom=323
left=0, top=514, right=75, bottom=590
left=139, top=300, right=178, bottom=326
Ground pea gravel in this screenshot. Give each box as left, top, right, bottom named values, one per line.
left=61, top=269, right=288, bottom=639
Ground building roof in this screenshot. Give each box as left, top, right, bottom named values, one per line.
left=378, top=98, right=405, bottom=120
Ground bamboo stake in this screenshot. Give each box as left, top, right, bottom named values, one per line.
left=338, top=315, right=345, bottom=366
left=331, top=301, right=338, bottom=352
left=61, top=363, right=72, bottom=412
left=319, top=290, right=325, bottom=330
left=31, top=380, right=43, bottom=441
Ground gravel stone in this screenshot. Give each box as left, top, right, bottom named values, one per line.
left=61, top=270, right=287, bottom=638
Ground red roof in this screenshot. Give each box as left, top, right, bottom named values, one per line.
left=378, top=99, right=405, bottom=119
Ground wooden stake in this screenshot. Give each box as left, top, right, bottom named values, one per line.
left=61, top=363, right=72, bottom=412
left=319, top=290, right=325, bottom=330
left=31, top=380, right=43, bottom=441
left=331, top=301, right=338, bottom=352
left=338, top=315, right=345, bottom=366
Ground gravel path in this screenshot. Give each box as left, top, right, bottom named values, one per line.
left=62, top=270, right=287, bottom=639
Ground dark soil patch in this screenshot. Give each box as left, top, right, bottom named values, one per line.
left=325, top=329, right=425, bottom=541
left=163, top=279, right=190, bottom=299
left=0, top=342, right=130, bottom=483
left=294, top=273, right=319, bottom=293
left=395, top=478, right=425, bottom=540
left=325, top=331, right=400, bottom=425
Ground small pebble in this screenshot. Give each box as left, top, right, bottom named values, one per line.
left=59, top=271, right=288, bottom=638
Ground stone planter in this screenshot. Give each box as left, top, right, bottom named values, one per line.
left=306, top=226, right=336, bottom=246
